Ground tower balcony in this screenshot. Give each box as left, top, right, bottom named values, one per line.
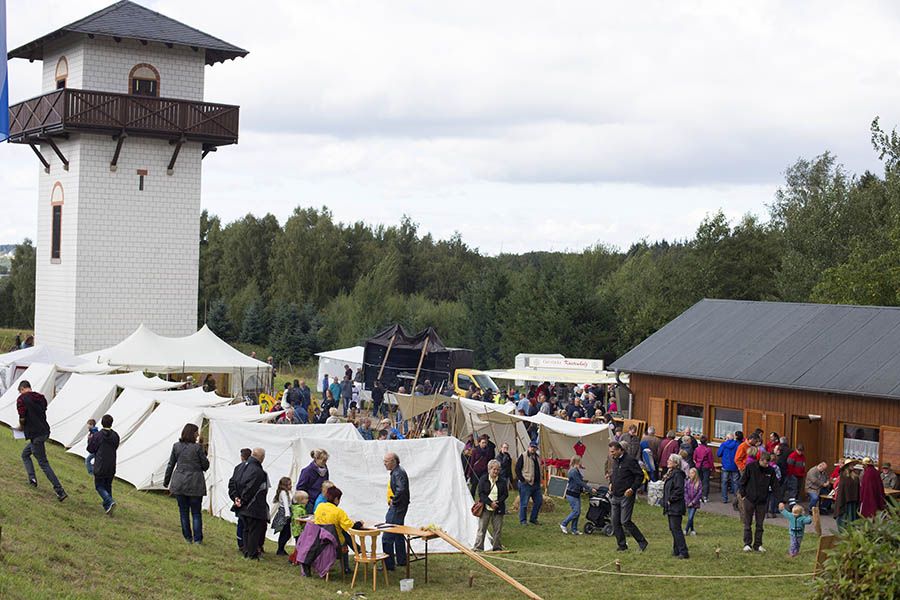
left=7, top=88, right=240, bottom=148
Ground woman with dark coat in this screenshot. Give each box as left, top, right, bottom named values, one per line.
left=164, top=423, right=210, bottom=544
left=296, top=449, right=330, bottom=514
left=662, top=453, right=689, bottom=559
left=834, top=459, right=861, bottom=529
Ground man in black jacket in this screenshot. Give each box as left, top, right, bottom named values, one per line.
left=16, top=380, right=67, bottom=501
left=86, top=414, right=119, bottom=515
left=235, top=448, right=269, bottom=559
left=740, top=452, right=779, bottom=552
left=228, top=448, right=252, bottom=551
left=608, top=441, right=648, bottom=552
left=382, top=452, right=410, bottom=570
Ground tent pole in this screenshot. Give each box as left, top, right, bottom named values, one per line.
left=539, top=425, right=549, bottom=491
left=410, top=334, right=429, bottom=394
left=377, top=334, right=397, bottom=381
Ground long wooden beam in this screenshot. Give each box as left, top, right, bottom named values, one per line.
left=432, top=529, right=543, bottom=600
left=377, top=333, right=397, bottom=381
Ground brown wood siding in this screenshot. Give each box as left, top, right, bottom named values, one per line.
left=630, top=374, right=900, bottom=467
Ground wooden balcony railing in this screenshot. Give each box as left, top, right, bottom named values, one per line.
left=7, top=88, right=240, bottom=146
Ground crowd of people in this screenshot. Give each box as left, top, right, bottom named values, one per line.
left=11, top=368, right=897, bottom=585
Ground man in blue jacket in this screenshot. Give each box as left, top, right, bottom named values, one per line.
left=383, top=452, right=410, bottom=571
left=717, top=432, right=740, bottom=503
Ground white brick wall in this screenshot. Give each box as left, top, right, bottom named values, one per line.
left=33, top=35, right=207, bottom=354
left=41, top=35, right=205, bottom=100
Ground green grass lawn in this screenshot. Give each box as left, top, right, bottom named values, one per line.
left=0, top=426, right=819, bottom=600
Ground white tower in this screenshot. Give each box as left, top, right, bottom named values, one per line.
left=7, top=1, right=246, bottom=354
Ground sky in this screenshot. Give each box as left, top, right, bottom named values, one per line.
left=3, top=0, right=900, bottom=254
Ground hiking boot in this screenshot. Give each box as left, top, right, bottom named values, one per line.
left=559, top=524, right=568, bottom=534
left=756, top=546, right=766, bottom=553
left=28, top=477, right=38, bottom=488
left=56, top=490, right=68, bottom=502
left=106, top=501, right=117, bottom=515
left=743, top=545, right=753, bottom=552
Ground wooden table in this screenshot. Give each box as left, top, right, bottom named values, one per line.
left=366, top=522, right=439, bottom=583
left=886, top=488, right=900, bottom=498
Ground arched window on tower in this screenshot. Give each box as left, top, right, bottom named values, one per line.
left=50, top=182, right=64, bottom=263
left=55, top=56, right=68, bottom=89
left=129, top=63, right=160, bottom=97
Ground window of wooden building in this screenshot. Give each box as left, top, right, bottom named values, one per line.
left=129, top=63, right=160, bottom=97
left=674, top=402, right=704, bottom=435
left=50, top=182, right=63, bottom=262
left=713, top=407, right=743, bottom=440
left=55, top=56, right=68, bottom=89
left=841, top=423, right=880, bottom=462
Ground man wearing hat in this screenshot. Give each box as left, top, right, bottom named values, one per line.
left=881, top=462, right=898, bottom=490
left=515, top=441, right=543, bottom=525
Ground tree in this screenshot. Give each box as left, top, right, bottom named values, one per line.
left=9, top=239, right=36, bottom=327
left=205, top=298, right=233, bottom=341
left=269, top=303, right=305, bottom=366
left=240, top=299, right=268, bottom=345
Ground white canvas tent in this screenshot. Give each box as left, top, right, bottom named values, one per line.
left=291, top=436, right=477, bottom=552
left=207, top=421, right=363, bottom=538
left=452, top=396, right=532, bottom=458
left=0, top=345, right=110, bottom=393
left=315, top=346, right=363, bottom=389
left=81, top=324, right=272, bottom=396
left=115, top=402, right=205, bottom=489
left=68, top=388, right=157, bottom=458
left=476, top=409, right=610, bottom=484
left=46, top=374, right=118, bottom=447
left=92, top=371, right=184, bottom=391
left=203, top=403, right=282, bottom=422
left=0, top=363, right=58, bottom=427
left=149, top=386, right=233, bottom=408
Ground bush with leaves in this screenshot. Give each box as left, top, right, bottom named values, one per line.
left=813, top=502, right=900, bottom=599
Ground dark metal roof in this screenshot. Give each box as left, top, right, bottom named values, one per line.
left=610, top=299, right=900, bottom=401
left=8, top=1, right=247, bottom=66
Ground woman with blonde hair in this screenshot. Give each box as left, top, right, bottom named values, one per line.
left=296, top=449, right=330, bottom=514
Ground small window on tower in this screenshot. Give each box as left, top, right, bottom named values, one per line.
left=50, top=182, right=64, bottom=262
left=129, top=64, right=160, bottom=97
left=55, top=56, right=68, bottom=89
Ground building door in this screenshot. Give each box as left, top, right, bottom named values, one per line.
left=793, top=416, right=821, bottom=467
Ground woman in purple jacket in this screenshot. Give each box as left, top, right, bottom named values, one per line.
left=296, top=449, right=330, bottom=514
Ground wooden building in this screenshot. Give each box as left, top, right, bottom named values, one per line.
left=610, top=299, right=900, bottom=471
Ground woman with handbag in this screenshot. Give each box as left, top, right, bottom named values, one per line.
left=473, top=459, right=509, bottom=552
left=271, top=477, right=294, bottom=555
left=163, top=423, right=210, bottom=544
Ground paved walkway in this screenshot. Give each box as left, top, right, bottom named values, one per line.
left=695, top=496, right=838, bottom=535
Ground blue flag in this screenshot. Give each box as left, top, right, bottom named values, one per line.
left=0, top=0, right=8, bottom=142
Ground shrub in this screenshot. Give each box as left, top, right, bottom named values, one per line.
left=813, top=502, right=900, bottom=599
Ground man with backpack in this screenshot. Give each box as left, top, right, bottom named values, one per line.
left=16, top=380, right=67, bottom=501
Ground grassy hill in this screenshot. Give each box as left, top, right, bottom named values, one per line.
left=0, top=426, right=818, bottom=600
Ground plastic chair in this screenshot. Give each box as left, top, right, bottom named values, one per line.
left=348, top=528, right=390, bottom=592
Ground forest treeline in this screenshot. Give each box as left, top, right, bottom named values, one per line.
left=3, top=120, right=900, bottom=368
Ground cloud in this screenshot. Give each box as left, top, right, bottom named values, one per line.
left=2, top=0, right=899, bottom=249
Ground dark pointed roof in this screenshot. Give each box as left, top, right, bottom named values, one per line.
left=610, top=299, right=900, bottom=401
left=8, top=0, right=247, bottom=66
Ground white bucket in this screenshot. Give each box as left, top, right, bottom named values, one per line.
left=400, top=578, right=414, bottom=592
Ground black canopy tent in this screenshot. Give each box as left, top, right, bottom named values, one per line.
left=362, top=324, right=473, bottom=392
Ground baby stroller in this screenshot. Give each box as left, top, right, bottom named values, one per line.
left=583, top=486, right=614, bottom=536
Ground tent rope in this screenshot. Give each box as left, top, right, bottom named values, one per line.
left=482, top=554, right=816, bottom=579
